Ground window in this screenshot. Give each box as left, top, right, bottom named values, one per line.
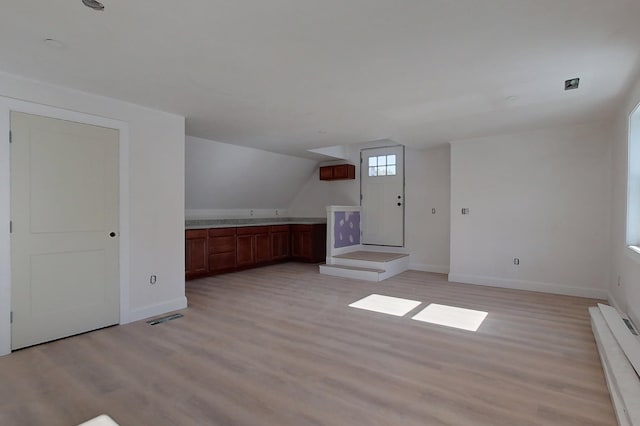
left=368, top=154, right=397, bottom=177
left=627, top=102, right=640, bottom=251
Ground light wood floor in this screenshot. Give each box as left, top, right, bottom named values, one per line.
left=0, top=263, right=615, bottom=425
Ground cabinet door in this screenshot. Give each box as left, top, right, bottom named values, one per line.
left=291, top=230, right=312, bottom=260
left=333, top=164, right=349, bottom=179
left=186, top=230, right=208, bottom=277
left=271, top=231, right=290, bottom=260
left=209, top=253, right=236, bottom=272
left=255, top=232, right=271, bottom=263
left=236, top=234, right=255, bottom=266
left=319, top=166, right=333, bottom=180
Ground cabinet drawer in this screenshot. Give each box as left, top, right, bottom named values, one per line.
left=237, top=226, right=270, bottom=235
left=209, top=236, right=236, bottom=254
left=186, top=229, right=207, bottom=239
left=270, top=225, right=290, bottom=233
left=209, top=227, right=236, bottom=237
left=291, top=224, right=313, bottom=232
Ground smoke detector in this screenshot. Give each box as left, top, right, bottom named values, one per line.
left=82, top=0, right=104, bottom=11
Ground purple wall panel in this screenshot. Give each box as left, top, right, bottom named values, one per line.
left=334, top=211, right=360, bottom=248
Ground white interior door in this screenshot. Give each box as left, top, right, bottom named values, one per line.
left=10, top=112, right=119, bottom=350
left=361, top=146, right=404, bottom=246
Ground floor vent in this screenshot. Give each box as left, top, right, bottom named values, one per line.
left=146, top=313, right=183, bottom=325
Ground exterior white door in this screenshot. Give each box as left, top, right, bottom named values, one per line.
left=10, top=112, right=120, bottom=350
left=360, top=145, right=405, bottom=246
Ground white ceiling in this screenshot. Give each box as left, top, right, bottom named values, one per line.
left=1, top=0, right=639, bottom=158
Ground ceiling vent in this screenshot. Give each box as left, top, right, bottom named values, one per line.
left=565, top=78, right=580, bottom=90
left=82, top=0, right=104, bottom=11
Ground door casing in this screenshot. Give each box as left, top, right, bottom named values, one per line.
left=0, top=96, right=130, bottom=356
left=360, top=145, right=405, bottom=247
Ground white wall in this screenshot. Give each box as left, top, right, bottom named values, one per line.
left=288, top=144, right=452, bottom=273
left=0, top=71, right=186, bottom=355
left=287, top=155, right=361, bottom=218
left=449, top=122, right=612, bottom=299
left=185, top=136, right=318, bottom=218
left=609, top=73, right=640, bottom=325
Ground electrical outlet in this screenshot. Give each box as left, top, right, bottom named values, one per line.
left=462, top=208, right=469, bottom=215
left=275, top=209, right=279, bottom=216
left=432, top=208, right=436, bottom=214
left=513, top=258, right=520, bottom=265
left=150, top=275, right=157, bottom=285
left=250, top=209, right=254, bottom=216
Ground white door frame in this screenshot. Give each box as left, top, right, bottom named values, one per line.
left=0, top=96, right=130, bottom=356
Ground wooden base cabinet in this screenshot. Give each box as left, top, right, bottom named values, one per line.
left=185, top=229, right=208, bottom=279
left=208, top=228, right=236, bottom=273
left=237, top=226, right=271, bottom=268
left=186, top=223, right=326, bottom=279
left=271, top=225, right=290, bottom=260
left=291, top=224, right=326, bottom=263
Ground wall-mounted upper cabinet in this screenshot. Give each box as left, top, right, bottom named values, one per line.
left=319, top=164, right=356, bottom=181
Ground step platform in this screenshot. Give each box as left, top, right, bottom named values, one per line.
left=319, top=250, right=410, bottom=282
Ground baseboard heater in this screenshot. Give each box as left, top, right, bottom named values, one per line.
left=590, top=304, right=640, bottom=426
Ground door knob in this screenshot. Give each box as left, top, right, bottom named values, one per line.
left=397, top=202, right=402, bottom=206
left=109, top=232, right=117, bottom=237
left=397, top=195, right=402, bottom=199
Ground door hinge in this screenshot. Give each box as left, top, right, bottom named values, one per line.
left=9, top=130, right=12, bottom=143
left=10, top=311, right=13, bottom=324
left=9, top=220, right=12, bottom=233
left=360, top=194, right=363, bottom=201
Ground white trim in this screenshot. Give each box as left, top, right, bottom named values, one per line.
left=127, top=296, right=188, bottom=323
left=0, top=96, right=130, bottom=355
left=448, top=273, right=608, bottom=299
left=608, top=291, right=626, bottom=315
left=325, top=205, right=362, bottom=259
left=409, top=263, right=450, bottom=274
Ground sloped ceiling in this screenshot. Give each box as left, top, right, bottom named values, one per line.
left=1, top=1, right=640, bottom=157
left=185, top=136, right=317, bottom=210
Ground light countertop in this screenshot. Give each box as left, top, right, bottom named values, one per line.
left=185, top=217, right=326, bottom=230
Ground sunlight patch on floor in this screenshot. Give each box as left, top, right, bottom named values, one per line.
left=348, top=294, right=422, bottom=316
left=412, top=303, right=488, bottom=331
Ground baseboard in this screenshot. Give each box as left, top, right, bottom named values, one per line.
left=448, top=273, right=608, bottom=300
left=126, top=296, right=188, bottom=324
left=410, top=263, right=449, bottom=274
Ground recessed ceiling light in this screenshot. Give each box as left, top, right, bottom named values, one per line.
left=82, top=0, right=104, bottom=11
left=505, top=96, right=519, bottom=102
left=43, top=38, right=65, bottom=49
left=565, top=78, right=580, bottom=91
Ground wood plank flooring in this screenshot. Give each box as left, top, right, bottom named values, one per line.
left=0, top=263, right=615, bottom=425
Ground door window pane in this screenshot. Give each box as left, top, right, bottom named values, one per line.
left=387, top=154, right=396, bottom=166
left=367, top=154, right=397, bottom=176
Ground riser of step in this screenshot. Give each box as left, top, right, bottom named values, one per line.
left=319, top=264, right=382, bottom=282
left=331, top=256, right=409, bottom=270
